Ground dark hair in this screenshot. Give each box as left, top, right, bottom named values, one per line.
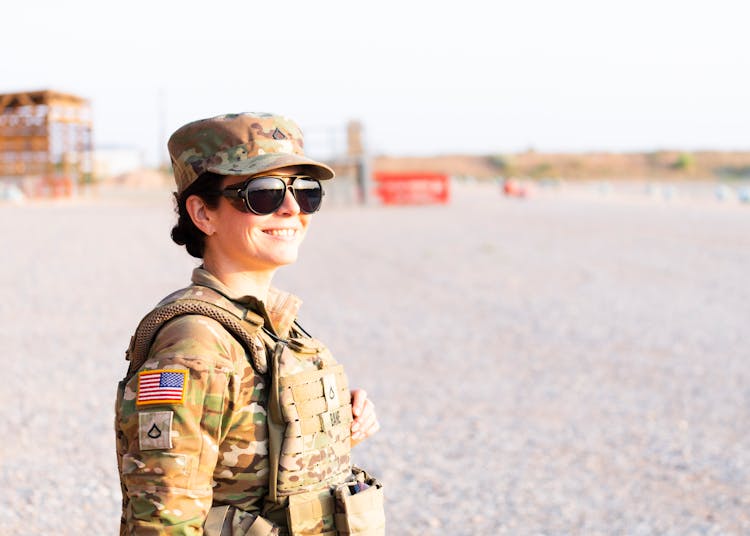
left=170, top=172, right=224, bottom=258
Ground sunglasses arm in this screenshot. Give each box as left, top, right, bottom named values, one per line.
left=221, top=188, right=244, bottom=200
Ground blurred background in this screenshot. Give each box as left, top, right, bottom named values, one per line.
left=2, top=0, right=750, bottom=200
left=1, top=1, right=749, bottom=534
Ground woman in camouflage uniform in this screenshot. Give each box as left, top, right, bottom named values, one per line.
left=115, top=112, right=381, bottom=535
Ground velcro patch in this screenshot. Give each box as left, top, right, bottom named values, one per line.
left=321, top=408, right=343, bottom=431
left=137, top=369, right=187, bottom=405
left=322, top=373, right=340, bottom=410
left=139, top=411, right=174, bottom=450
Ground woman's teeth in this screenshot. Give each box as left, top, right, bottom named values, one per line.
left=264, top=229, right=296, bottom=237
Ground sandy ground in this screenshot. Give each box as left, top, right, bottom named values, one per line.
left=0, top=181, right=748, bottom=535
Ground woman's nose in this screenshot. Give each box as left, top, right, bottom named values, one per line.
left=276, top=184, right=301, bottom=215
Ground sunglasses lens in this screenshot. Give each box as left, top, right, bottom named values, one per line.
left=292, top=178, right=323, bottom=213
left=235, top=176, right=323, bottom=215
left=244, top=178, right=286, bottom=214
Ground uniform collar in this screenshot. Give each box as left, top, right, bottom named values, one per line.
left=190, top=267, right=302, bottom=339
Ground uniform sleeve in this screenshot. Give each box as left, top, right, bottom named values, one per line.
left=115, top=315, right=243, bottom=535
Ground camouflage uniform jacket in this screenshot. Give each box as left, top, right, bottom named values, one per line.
left=116, top=267, right=303, bottom=535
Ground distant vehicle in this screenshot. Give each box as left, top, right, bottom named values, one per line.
left=502, top=178, right=528, bottom=198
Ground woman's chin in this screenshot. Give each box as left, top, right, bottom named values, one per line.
left=264, top=248, right=300, bottom=269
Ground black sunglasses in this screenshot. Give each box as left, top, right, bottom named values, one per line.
left=221, top=175, right=324, bottom=215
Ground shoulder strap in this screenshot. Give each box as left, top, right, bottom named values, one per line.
left=265, top=335, right=285, bottom=506
left=125, top=286, right=267, bottom=379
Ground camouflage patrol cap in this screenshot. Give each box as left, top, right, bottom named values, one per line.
left=168, top=112, right=334, bottom=193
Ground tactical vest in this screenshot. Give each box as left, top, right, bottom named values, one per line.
left=123, top=285, right=385, bottom=536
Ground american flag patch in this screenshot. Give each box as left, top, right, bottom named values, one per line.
left=137, top=369, right=187, bottom=405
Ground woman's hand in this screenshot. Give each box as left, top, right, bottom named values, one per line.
left=350, top=389, right=380, bottom=447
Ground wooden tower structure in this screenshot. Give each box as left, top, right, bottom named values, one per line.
left=0, top=90, right=93, bottom=195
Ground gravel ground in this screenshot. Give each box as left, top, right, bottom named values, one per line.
left=0, top=181, right=748, bottom=535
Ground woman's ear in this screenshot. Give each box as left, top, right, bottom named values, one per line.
left=185, top=195, right=216, bottom=236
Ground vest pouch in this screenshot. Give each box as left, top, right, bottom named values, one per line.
left=204, top=505, right=278, bottom=536
left=333, top=467, right=385, bottom=536
left=286, top=488, right=337, bottom=536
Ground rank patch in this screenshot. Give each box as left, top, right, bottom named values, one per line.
left=139, top=411, right=174, bottom=450
left=322, top=373, right=340, bottom=410
left=137, top=369, right=187, bottom=405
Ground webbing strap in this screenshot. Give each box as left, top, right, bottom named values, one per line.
left=244, top=515, right=277, bottom=536
left=296, top=396, right=347, bottom=419
left=291, top=370, right=347, bottom=404
left=124, top=292, right=266, bottom=380
left=204, top=505, right=232, bottom=536
left=299, top=407, right=353, bottom=436
left=279, top=364, right=345, bottom=389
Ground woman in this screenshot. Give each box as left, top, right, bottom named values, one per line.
left=115, top=112, right=383, bottom=535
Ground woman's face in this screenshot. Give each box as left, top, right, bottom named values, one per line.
left=203, top=166, right=313, bottom=273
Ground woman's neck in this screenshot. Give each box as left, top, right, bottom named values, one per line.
left=202, top=257, right=276, bottom=302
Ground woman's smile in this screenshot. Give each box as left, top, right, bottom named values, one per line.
left=261, top=227, right=301, bottom=240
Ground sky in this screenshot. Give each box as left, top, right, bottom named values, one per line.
left=3, top=0, right=749, bottom=166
